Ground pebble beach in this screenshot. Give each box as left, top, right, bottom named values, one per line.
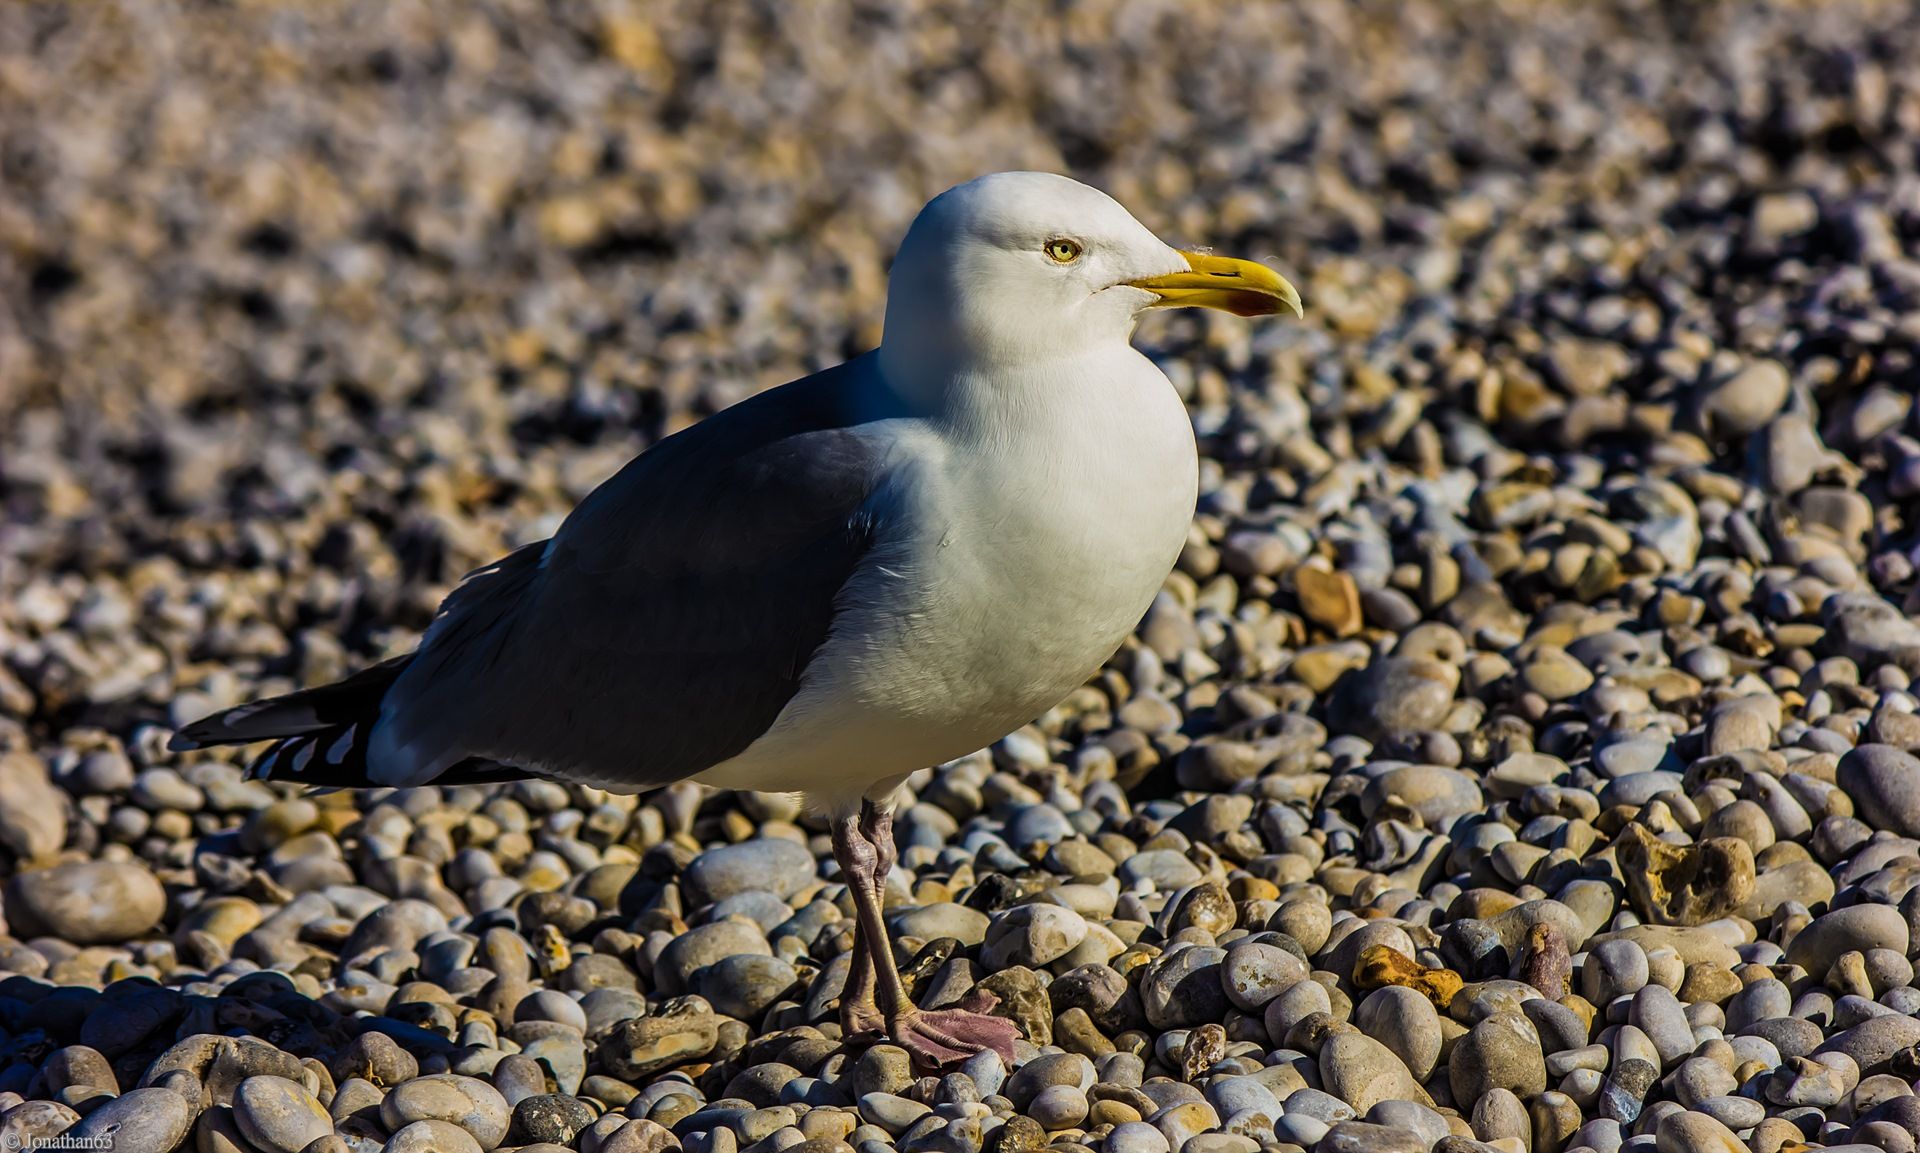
left=4, top=3, right=1920, bottom=1153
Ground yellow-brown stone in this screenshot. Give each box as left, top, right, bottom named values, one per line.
left=1353, top=944, right=1464, bottom=1010
left=1295, top=566, right=1363, bottom=637
left=1615, top=822, right=1756, bottom=926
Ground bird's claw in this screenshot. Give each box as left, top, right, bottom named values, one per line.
left=840, top=1001, right=886, bottom=1041
left=890, top=988, right=1021, bottom=1071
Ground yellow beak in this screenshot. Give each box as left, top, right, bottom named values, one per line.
left=1127, top=250, right=1304, bottom=318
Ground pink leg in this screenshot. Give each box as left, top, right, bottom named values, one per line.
left=837, top=802, right=889, bottom=1036
left=861, top=799, right=898, bottom=895
left=833, top=801, right=1020, bottom=1071
left=840, top=884, right=883, bottom=1037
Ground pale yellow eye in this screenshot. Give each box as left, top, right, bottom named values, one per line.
left=1046, top=238, right=1083, bottom=264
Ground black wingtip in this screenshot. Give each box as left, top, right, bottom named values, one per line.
left=167, top=730, right=200, bottom=753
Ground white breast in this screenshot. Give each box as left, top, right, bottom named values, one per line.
left=697, top=348, right=1197, bottom=813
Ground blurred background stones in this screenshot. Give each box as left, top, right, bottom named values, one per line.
left=2, top=3, right=1920, bottom=1153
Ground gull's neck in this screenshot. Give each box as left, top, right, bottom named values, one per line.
left=874, top=333, right=1154, bottom=444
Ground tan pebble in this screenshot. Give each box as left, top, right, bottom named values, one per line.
left=384, top=1119, right=483, bottom=1153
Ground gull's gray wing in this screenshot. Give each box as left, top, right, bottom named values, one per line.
left=174, top=358, right=903, bottom=791
left=377, top=358, right=901, bottom=788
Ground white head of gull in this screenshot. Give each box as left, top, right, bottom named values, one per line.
left=882, top=171, right=1298, bottom=389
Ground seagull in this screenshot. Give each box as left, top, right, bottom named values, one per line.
left=172, top=171, right=1301, bottom=1068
